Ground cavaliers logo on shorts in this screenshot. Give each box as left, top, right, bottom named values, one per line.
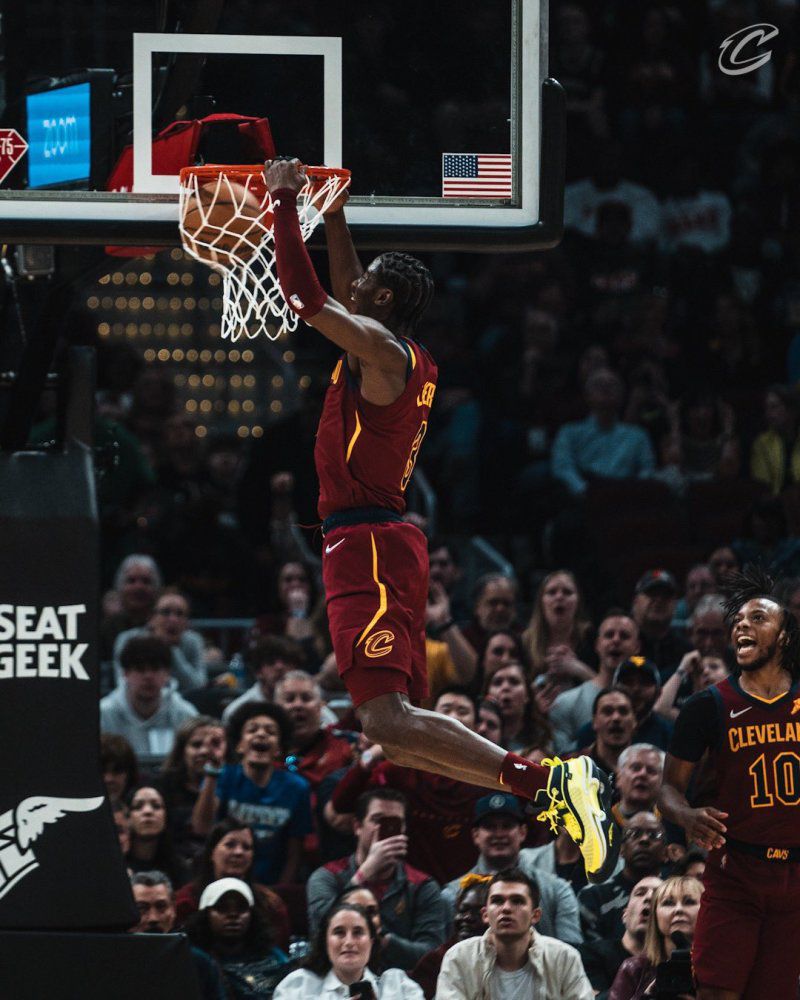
left=364, top=629, right=395, bottom=658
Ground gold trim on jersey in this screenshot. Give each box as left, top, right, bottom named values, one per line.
left=345, top=410, right=362, bottom=463
left=744, top=691, right=789, bottom=705
left=408, top=343, right=417, bottom=370
left=356, top=532, right=388, bottom=647
left=331, top=359, right=343, bottom=384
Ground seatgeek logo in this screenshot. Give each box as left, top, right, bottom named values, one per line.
left=0, top=604, right=90, bottom=680
left=718, top=24, right=778, bottom=76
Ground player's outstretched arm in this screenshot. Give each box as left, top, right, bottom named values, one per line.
left=322, top=190, right=364, bottom=306
left=659, top=753, right=728, bottom=852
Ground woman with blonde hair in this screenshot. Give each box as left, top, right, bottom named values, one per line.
left=610, top=875, right=704, bottom=1000
left=522, top=570, right=594, bottom=684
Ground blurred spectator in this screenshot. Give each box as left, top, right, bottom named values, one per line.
left=578, top=875, right=662, bottom=998
left=100, top=635, right=198, bottom=762
left=113, top=588, right=208, bottom=692
left=578, top=812, right=667, bottom=942
left=184, top=877, right=291, bottom=998
left=564, top=143, right=660, bottom=245
left=733, top=496, right=800, bottom=577
left=441, top=794, right=582, bottom=947
left=614, top=745, right=666, bottom=824
left=551, top=369, right=656, bottom=497
left=662, top=390, right=740, bottom=482
left=307, top=789, right=447, bottom=971
left=410, top=879, right=489, bottom=999
left=273, top=901, right=424, bottom=998
left=775, top=577, right=800, bottom=624
left=425, top=579, right=479, bottom=697
left=437, top=868, right=593, bottom=1000
left=222, top=636, right=321, bottom=724
left=126, top=785, right=188, bottom=887
left=687, top=595, right=729, bottom=660
left=659, top=155, right=732, bottom=256
left=274, top=671, right=356, bottom=787
left=158, top=715, right=227, bottom=864
left=570, top=686, right=637, bottom=773
left=427, top=539, right=469, bottom=623
left=671, top=563, right=716, bottom=634
left=630, top=571, right=692, bottom=681
left=459, top=574, right=520, bottom=660
left=521, top=570, right=595, bottom=683
left=192, top=702, right=313, bottom=884
left=707, top=545, right=740, bottom=587
left=100, top=554, right=162, bottom=658
left=327, top=690, right=485, bottom=884
left=477, top=697, right=505, bottom=746
left=609, top=876, right=703, bottom=1000
left=174, top=817, right=291, bottom=952
left=100, top=732, right=138, bottom=804
left=469, top=629, right=525, bottom=699
left=130, top=871, right=226, bottom=1000
left=550, top=612, right=641, bottom=751
left=128, top=368, right=178, bottom=455
left=482, top=662, right=553, bottom=755
left=750, top=384, right=800, bottom=495
left=113, top=800, right=131, bottom=856
left=253, top=560, right=330, bottom=671
left=655, top=648, right=731, bottom=723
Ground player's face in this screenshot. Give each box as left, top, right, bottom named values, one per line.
left=595, top=616, right=639, bottom=670
left=540, top=573, right=579, bottom=626
left=472, top=816, right=526, bottom=868
left=732, top=598, right=785, bottom=672
left=236, top=714, right=281, bottom=767
left=435, top=693, right=476, bottom=729
left=349, top=260, right=388, bottom=318
left=623, top=876, right=662, bottom=935
left=655, top=885, right=701, bottom=941
left=593, top=692, right=636, bottom=747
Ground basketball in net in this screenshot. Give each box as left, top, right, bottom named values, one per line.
left=179, top=163, right=350, bottom=342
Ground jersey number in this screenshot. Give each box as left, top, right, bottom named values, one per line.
left=400, top=419, right=427, bottom=492
left=748, top=752, right=800, bottom=808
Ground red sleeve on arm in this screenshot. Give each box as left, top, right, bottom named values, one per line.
left=271, top=187, right=328, bottom=320
left=330, top=761, right=377, bottom=814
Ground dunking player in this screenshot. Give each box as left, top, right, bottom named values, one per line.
left=660, top=567, right=800, bottom=999
left=262, top=157, right=618, bottom=883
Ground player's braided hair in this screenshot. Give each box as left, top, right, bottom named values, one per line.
left=722, top=565, right=800, bottom=675
left=373, top=252, right=434, bottom=332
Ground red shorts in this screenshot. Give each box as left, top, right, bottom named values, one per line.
left=693, top=845, right=800, bottom=997
left=322, top=520, right=429, bottom=708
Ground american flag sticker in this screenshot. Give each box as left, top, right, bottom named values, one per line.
left=442, top=153, right=513, bottom=198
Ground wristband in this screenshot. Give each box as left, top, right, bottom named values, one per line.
left=203, top=764, right=223, bottom=778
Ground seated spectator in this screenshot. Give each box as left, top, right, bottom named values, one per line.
left=476, top=697, right=505, bottom=746
left=550, top=612, right=641, bottom=751
left=100, top=732, right=138, bottom=804
left=569, top=686, right=637, bottom=773
left=659, top=155, right=732, bottom=256
left=307, top=789, right=447, bottom=971
left=750, top=384, right=800, bottom=495
left=222, top=636, right=323, bottom=724
left=578, top=812, right=667, bottom=943
left=467, top=630, right=525, bottom=700
left=550, top=368, right=655, bottom=497
left=100, top=636, right=198, bottom=763
left=610, top=876, right=703, bottom=1000
left=274, top=901, right=424, bottom=998
left=425, top=580, right=479, bottom=698
left=614, top=745, right=666, bottom=825
left=174, top=817, right=291, bottom=951
left=130, top=870, right=226, bottom=1000
left=126, top=785, right=189, bottom=887
left=113, top=588, right=208, bottom=693
left=326, top=690, right=485, bottom=884
left=192, top=702, right=313, bottom=885
left=113, top=799, right=131, bottom=856
left=458, top=574, right=520, bottom=662
left=655, top=644, right=732, bottom=723
left=158, top=716, right=227, bottom=864
left=252, top=560, right=329, bottom=672
left=274, top=671, right=356, bottom=788
left=707, top=546, right=739, bottom=588
left=428, top=539, right=469, bottom=623
left=630, top=571, right=692, bottom=682
left=578, top=875, right=662, bottom=997
left=436, top=868, right=593, bottom=999
left=671, top=564, right=716, bottom=635
left=734, top=496, right=800, bottom=578
left=521, top=570, right=595, bottom=684
left=441, top=794, right=581, bottom=946
left=410, top=879, right=489, bottom=999
left=100, top=554, right=161, bottom=659
left=483, top=662, right=552, bottom=755
left=185, top=877, right=291, bottom=998
left=661, top=390, right=740, bottom=483
left=614, top=658, right=674, bottom=751
left=516, top=826, right=587, bottom=895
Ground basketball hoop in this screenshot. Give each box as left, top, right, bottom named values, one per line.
left=179, top=163, right=350, bottom=341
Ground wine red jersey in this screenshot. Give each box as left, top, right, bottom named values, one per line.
left=314, top=338, right=438, bottom=519
left=671, top=675, right=800, bottom=847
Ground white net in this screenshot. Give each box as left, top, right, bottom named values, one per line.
left=179, top=166, right=350, bottom=341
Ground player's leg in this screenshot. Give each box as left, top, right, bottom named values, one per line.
left=357, top=691, right=619, bottom=882
left=739, top=862, right=800, bottom=1000
left=697, top=990, right=739, bottom=999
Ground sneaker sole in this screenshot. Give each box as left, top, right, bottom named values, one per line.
left=562, top=757, right=620, bottom=884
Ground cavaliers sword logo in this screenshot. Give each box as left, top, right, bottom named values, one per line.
left=0, top=795, right=103, bottom=901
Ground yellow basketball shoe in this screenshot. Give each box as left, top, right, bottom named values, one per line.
left=535, top=755, right=620, bottom=884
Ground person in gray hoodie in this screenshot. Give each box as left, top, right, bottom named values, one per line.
left=100, top=635, right=198, bottom=763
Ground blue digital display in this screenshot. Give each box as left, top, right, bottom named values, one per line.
left=26, top=82, right=91, bottom=188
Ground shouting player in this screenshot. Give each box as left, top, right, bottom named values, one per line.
left=660, top=566, right=800, bottom=999
left=263, top=157, right=618, bottom=883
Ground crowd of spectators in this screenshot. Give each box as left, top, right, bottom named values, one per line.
left=65, top=0, right=799, bottom=995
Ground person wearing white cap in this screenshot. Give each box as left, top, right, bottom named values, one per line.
left=184, top=877, right=290, bottom=998
left=273, top=901, right=423, bottom=999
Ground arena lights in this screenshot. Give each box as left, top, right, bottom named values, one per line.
left=112, top=273, right=124, bottom=285
left=242, top=350, right=254, bottom=363
left=140, top=273, right=153, bottom=285
left=195, top=425, right=207, bottom=438
left=99, top=274, right=110, bottom=285
left=188, top=374, right=201, bottom=387
left=154, top=323, right=166, bottom=336
left=181, top=273, right=193, bottom=286
left=270, top=401, right=282, bottom=413
left=198, top=298, right=210, bottom=311
left=142, top=296, right=155, bottom=310
left=299, top=375, right=311, bottom=388
left=101, top=296, right=113, bottom=309
left=243, top=375, right=256, bottom=388
left=199, top=350, right=212, bottom=363
left=243, top=400, right=255, bottom=413
left=252, top=426, right=264, bottom=438
left=182, top=323, right=193, bottom=336
left=214, top=350, right=226, bottom=363
left=229, top=350, right=241, bottom=362
left=237, top=426, right=249, bottom=438
left=201, top=374, right=214, bottom=387
left=199, top=400, right=212, bottom=413
left=140, top=323, right=152, bottom=335
left=157, top=349, right=169, bottom=361
left=186, top=400, right=197, bottom=412
left=187, top=350, right=199, bottom=363
left=143, top=349, right=156, bottom=361
left=283, top=350, right=295, bottom=363
left=272, top=376, right=283, bottom=388
left=125, top=273, right=138, bottom=286
left=87, top=296, right=99, bottom=309
left=169, top=297, right=181, bottom=311
left=208, top=273, right=221, bottom=286
left=173, top=349, right=184, bottom=361
left=97, top=322, right=110, bottom=336
left=170, top=249, right=182, bottom=261
left=174, top=374, right=186, bottom=387
left=129, top=296, right=141, bottom=309
left=229, top=401, right=241, bottom=413
left=230, top=375, right=242, bottom=388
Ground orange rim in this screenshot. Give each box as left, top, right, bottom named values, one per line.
left=179, top=163, right=350, bottom=190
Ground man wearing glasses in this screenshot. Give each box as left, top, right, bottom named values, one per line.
left=577, top=811, right=668, bottom=942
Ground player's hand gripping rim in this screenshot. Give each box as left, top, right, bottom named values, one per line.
left=263, top=157, right=306, bottom=195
